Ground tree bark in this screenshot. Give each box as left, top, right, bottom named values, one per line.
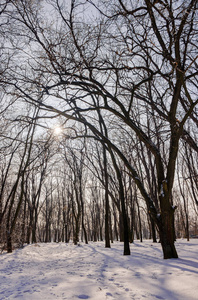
left=159, top=210, right=178, bottom=259
left=103, top=146, right=111, bottom=248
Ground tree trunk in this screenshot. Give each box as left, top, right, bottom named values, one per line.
left=65, top=224, right=68, bottom=243
left=113, top=210, right=119, bottom=241
left=82, top=221, right=88, bottom=244
left=7, top=232, right=12, bottom=253
left=108, top=149, right=130, bottom=255
left=79, top=177, right=88, bottom=244
left=74, top=216, right=80, bottom=245
left=32, top=208, right=38, bottom=244
left=21, top=197, right=27, bottom=246
left=105, top=207, right=110, bottom=248
left=150, top=217, right=157, bottom=243
left=159, top=209, right=178, bottom=259
left=103, top=146, right=110, bottom=248
left=136, top=197, right=143, bottom=242
left=119, top=212, right=124, bottom=242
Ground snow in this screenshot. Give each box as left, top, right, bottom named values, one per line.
left=160, top=184, right=165, bottom=197
left=0, top=240, right=198, bottom=300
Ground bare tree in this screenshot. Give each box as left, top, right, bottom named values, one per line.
left=2, top=0, right=198, bottom=258
left=5, top=108, right=40, bottom=252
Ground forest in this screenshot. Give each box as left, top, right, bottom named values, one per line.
left=0, top=0, right=198, bottom=260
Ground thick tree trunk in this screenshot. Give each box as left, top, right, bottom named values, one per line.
left=159, top=210, right=178, bottom=259
left=157, top=178, right=178, bottom=259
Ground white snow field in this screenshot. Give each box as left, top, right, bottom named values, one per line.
left=0, top=240, right=198, bottom=300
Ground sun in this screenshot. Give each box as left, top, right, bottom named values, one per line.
left=53, top=126, right=62, bottom=136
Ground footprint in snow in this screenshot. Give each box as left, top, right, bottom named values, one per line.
left=154, top=296, right=165, bottom=299
left=78, top=295, right=89, bottom=299
left=106, top=292, right=113, bottom=297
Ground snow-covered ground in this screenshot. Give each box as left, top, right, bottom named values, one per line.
left=0, top=239, right=198, bottom=300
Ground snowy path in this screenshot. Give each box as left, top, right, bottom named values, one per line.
left=0, top=240, right=198, bottom=299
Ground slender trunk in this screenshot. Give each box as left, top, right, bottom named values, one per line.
left=7, top=232, right=12, bottom=253
left=113, top=208, right=119, bottom=241
left=103, top=146, right=110, bottom=248
left=100, top=225, right=103, bottom=241
left=105, top=199, right=110, bottom=248
left=0, top=197, right=2, bottom=244
left=32, top=209, right=37, bottom=244
left=136, top=197, right=143, bottom=242
left=79, top=177, right=88, bottom=244
left=109, top=213, right=113, bottom=243
left=150, top=217, right=157, bottom=243
left=74, top=214, right=80, bottom=245
left=108, top=149, right=130, bottom=254
left=129, top=181, right=134, bottom=243
left=185, top=212, right=190, bottom=241
left=65, top=224, right=68, bottom=243
left=73, top=184, right=81, bottom=245
left=82, top=220, right=88, bottom=244
left=119, top=212, right=124, bottom=242
left=21, top=196, right=27, bottom=246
